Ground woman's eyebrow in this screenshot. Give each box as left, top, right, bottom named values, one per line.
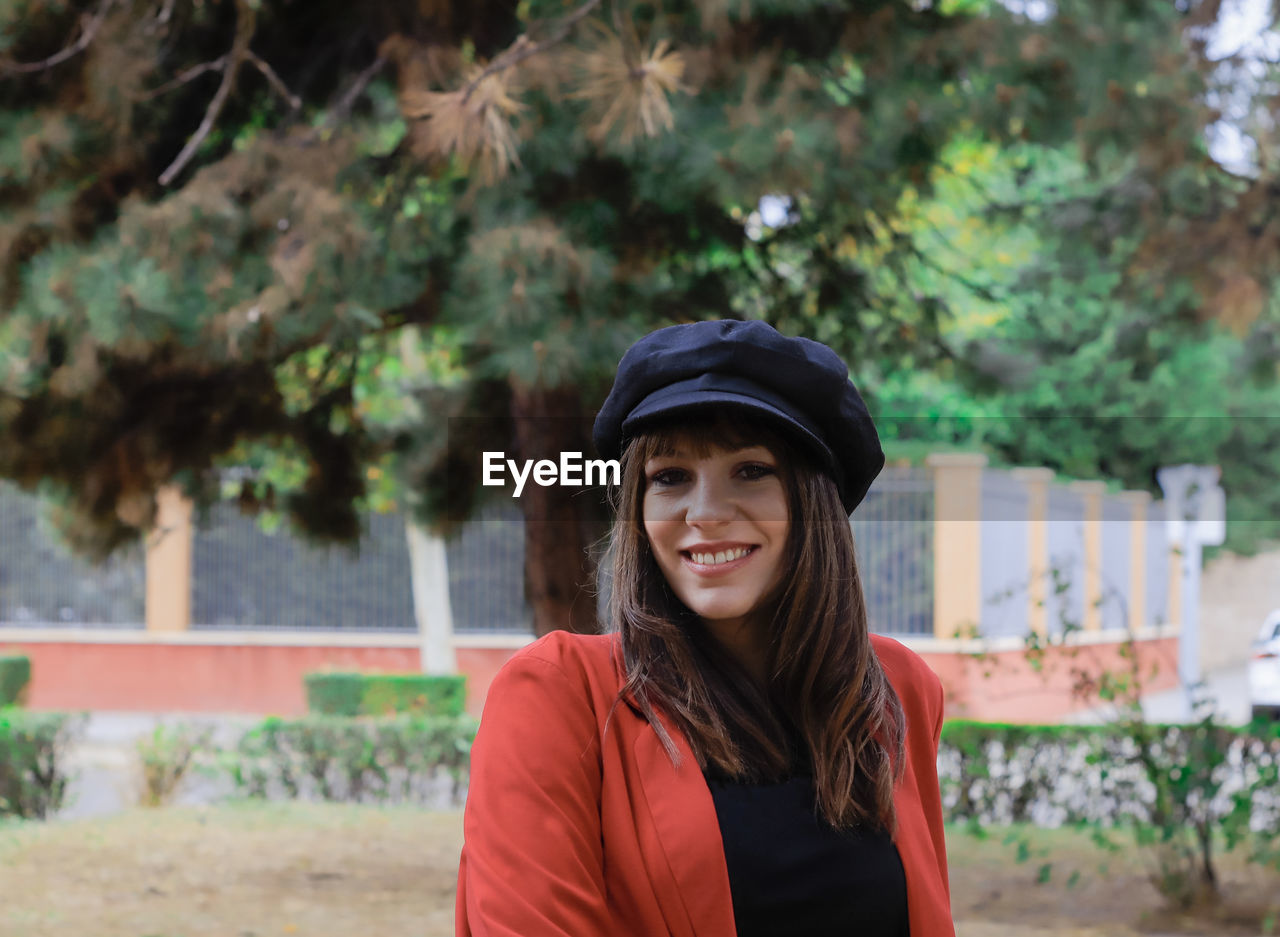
left=649, top=447, right=691, bottom=461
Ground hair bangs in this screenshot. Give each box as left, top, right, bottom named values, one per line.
left=628, top=409, right=798, bottom=465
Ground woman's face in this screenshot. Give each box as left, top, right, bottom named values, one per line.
left=642, top=441, right=791, bottom=639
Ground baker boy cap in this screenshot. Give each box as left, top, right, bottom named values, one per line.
left=592, top=319, right=885, bottom=515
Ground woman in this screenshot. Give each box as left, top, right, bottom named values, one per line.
left=456, top=319, right=954, bottom=937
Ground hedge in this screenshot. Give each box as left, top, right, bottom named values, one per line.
left=228, top=713, right=477, bottom=804
left=304, top=671, right=467, bottom=717
left=0, top=709, right=85, bottom=819
left=0, top=656, right=31, bottom=706
left=938, top=719, right=1280, bottom=830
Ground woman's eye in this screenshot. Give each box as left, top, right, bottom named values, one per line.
left=647, top=468, right=687, bottom=487
left=739, top=463, right=776, bottom=480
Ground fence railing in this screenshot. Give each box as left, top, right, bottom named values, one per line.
left=191, top=505, right=417, bottom=631
left=855, top=469, right=935, bottom=636
left=1, top=458, right=1176, bottom=642
left=0, top=484, right=144, bottom=628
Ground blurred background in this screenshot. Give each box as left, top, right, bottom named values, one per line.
left=2, top=0, right=1280, bottom=935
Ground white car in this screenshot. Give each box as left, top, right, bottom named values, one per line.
left=1249, top=610, right=1280, bottom=722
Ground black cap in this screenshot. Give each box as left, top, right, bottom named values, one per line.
left=592, top=319, right=884, bottom=514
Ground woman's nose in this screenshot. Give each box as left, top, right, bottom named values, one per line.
left=685, top=477, right=734, bottom=525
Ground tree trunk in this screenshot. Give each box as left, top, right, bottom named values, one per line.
left=406, top=518, right=458, bottom=675
left=509, top=381, right=608, bottom=637
left=1194, top=817, right=1219, bottom=902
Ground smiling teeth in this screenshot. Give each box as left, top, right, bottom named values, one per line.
left=690, top=547, right=751, bottom=566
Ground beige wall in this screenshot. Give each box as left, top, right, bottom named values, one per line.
left=1199, top=548, right=1280, bottom=673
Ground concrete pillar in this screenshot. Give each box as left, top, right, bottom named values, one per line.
left=1011, top=467, right=1055, bottom=637
left=1069, top=481, right=1107, bottom=632
left=925, top=453, right=987, bottom=640
left=1118, top=490, right=1151, bottom=633
left=1167, top=535, right=1182, bottom=629
left=145, top=486, right=193, bottom=632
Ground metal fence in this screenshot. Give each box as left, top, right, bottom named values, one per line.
left=0, top=483, right=145, bottom=627
left=188, top=500, right=536, bottom=633
left=444, top=502, right=531, bottom=634
left=854, top=468, right=935, bottom=636
left=1, top=468, right=1173, bottom=641
left=192, top=505, right=417, bottom=631
left=978, top=473, right=1031, bottom=639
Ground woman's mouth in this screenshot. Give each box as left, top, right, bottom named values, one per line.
left=681, top=545, right=758, bottom=571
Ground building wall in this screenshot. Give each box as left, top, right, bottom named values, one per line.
left=918, top=634, right=1180, bottom=723
left=0, top=631, right=529, bottom=718
left=1199, top=547, right=1280, bottom=673
left=0, top=629, right=1178, bottom=724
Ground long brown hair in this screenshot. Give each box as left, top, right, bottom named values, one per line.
left=605, top=411, right=906, bottom=833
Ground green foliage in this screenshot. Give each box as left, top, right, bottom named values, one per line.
left=962, top=544, right=1280, bottom=905
left=228, top=713, right=477, bottom=803
left=939, top=718, right=1280, bottom=900
left=2, top=0, right=1278, bottom=636
left=0, top=708, right=84, bottom=819
left=134, top=722, right=215, bottom=808
left=873, top=123, right=1280, bottom=554
left=304, top=671, right=466, bottom=718
left=967, top=233, right=1280, bottom=553
left=0, top=109, right=95, bottom=188
left=0, top=655, right=30, bottom=706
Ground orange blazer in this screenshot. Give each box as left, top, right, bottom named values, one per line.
left=456, top=630, right=955, bottom=937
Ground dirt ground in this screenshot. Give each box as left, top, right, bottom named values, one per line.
left=0, top=804, right=1275, bottom=937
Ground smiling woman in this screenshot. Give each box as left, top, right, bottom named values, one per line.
left=641, top=436, right=791, bottom=675
left=455, top=320, right=955, bottom=937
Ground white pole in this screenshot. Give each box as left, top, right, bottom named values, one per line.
left=406, top=519, right=457, bottom=675
left=1157, top=464, right=1224, bottom=716
left=1179, top=533, right=1202, bottom=692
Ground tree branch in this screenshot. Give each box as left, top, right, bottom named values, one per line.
left=144, top=0, right=178, bottom=36
left=158, top=0, right=257, bottom=186
left=158, top=62, right=241, bottom=185
left=460, top=0, right=603, bottom=103
left=246, top=50, right=301, bottom=110
left=138, top=55, right=229, bottom=101
left=138, top=50, right=295, bottom=109
left=308, top=53, right=388, bottom=138
left=910, top=245, right=1007, bottom=305
left=0, top=0, right=116, bottom=75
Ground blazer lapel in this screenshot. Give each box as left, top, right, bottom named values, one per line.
left=631, top=716, right=736, bottom=937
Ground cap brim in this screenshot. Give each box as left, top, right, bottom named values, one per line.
left=621, top=385, right=837, bottom=472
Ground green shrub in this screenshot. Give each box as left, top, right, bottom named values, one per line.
left=0, top=656, right=31, bottom=706
left=304, top=671, right=466, bottom=717
left=228, top=712, right=477, bottom=804
left=135, top=722, right=216, bottom=808
left=0, top=709, right=85, bottom=819
left=938, top=718, right=1280, bottom=906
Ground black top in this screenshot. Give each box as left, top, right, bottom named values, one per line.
left=705, top=770, right=909, bottom=937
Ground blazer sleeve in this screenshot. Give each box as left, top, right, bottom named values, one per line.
left=456, top=651, right=613, bottom=937
left=923, top=668, right=953, bottom=907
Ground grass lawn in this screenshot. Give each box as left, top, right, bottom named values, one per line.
left=947, top=823, right=1279, bottom=937
left=0, top=804, right=1275, bottom=936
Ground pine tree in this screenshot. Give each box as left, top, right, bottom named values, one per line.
left=1, top=0, right=1274, bottom=633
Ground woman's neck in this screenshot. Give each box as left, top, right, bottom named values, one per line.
left=701, top=616, right=771, bottom=686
